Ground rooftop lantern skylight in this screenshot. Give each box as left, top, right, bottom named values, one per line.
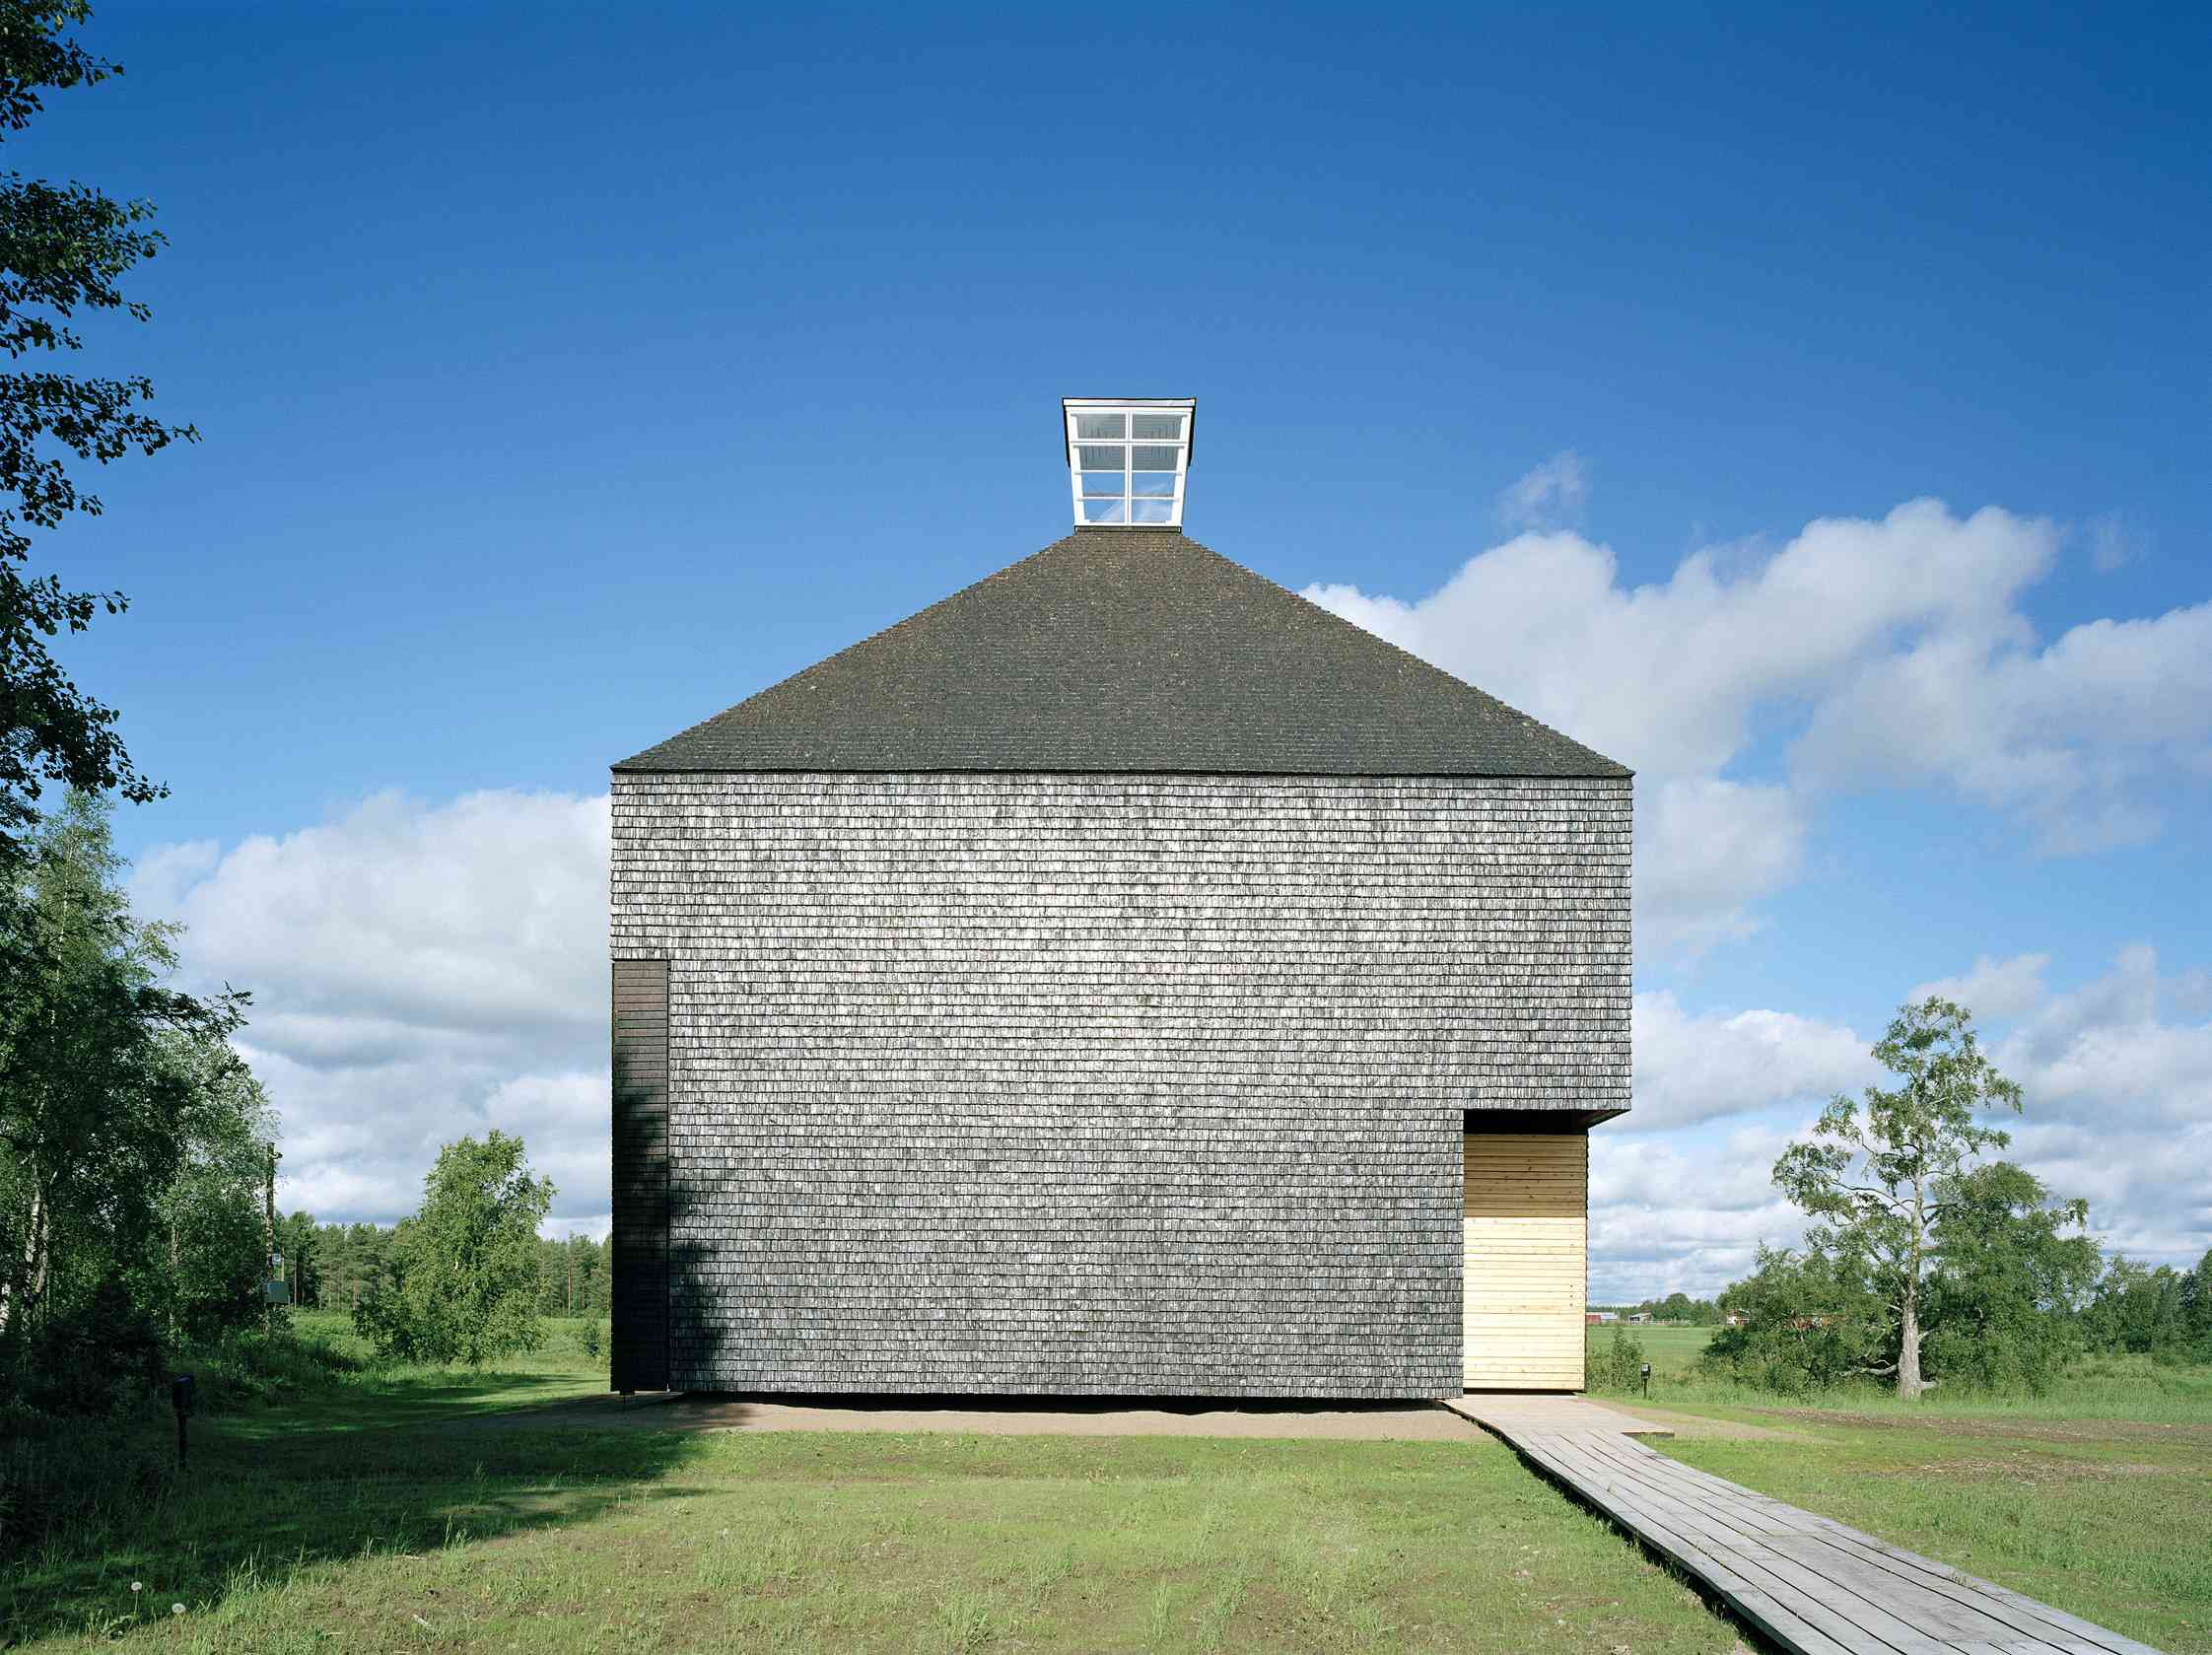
left=1064, top=397, right=1195, bottom=528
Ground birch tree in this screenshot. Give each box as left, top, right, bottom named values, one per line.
left=0, top=791, right=249, bottom=1390
left=1771, top=997, right=2019, bottom=1399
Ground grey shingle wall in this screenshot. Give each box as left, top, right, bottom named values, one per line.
left=610, top=771, right=1630, bottom=1398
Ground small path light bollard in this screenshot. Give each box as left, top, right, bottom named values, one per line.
left=171, top=1374, right=194, bottom=1469
left=1640, top=1361, right=1651, bottom=1401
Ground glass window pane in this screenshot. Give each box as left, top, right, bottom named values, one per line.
left=1076, top=445, right=1127, bottom=471
left=1080, top=471, right=1127, bottom=496
left=1131, top=414, right=1184, bottom=441
left=1073, top=412, right=1127, bottom=440
left=1132, top=446, right=1179, bottom=471
left=1131, top=471, right=1176, bottom=497
left=1082, top=498, right=1128, bottom=523
left=1131, top=499, right=1173, bottom=523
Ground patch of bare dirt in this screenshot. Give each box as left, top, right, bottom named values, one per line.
left=1867, top=1453, right=2173, bottom=1487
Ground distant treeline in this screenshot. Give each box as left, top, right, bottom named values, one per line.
left=1608, top=1254, right=2212, bottom=1360
left=275, top=1216, right=612, bottom=1321
left=1593, top=1293, right=1725, bottom=1325
left=2072, top=1252, right=2212, bottom=1362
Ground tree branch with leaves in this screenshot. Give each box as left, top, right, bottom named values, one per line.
left=0, top=0, right=194, bottom=863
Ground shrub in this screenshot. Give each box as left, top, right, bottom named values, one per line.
left=1700, top=1245, right=1885, bottom=1395
left=16, top=1276, right=166, bottom=1414
left=1587, top=1327, right=1647, bottom=1393
left=184, top=1326, right=358, bottom=1412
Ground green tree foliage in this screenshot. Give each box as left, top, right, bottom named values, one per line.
left=1919, top=1161, right=2098, bottom=1393
left=306, top=1218, right=395, bottom=1314
left=2081, top=1252, right=2210, bottom=1362
left=0, top=2, right=195, bottom=863
left=138, top=1034, right=278, bottom=1342
left=354, top=1132, right=554, bottom=1366
left=0, top=792, right=265, bottom=1407
left=276, top=1208, right=321, bottom=1307
left=1771, top=997, right=2024, bottom=1398
left=2184, top=1249, right=2212, bottom=1359
left=1702, top=1244, right=1889, bottom=1394
left=311, top=1220, right=612, bottom=1322
left=535, top=1231, right=611, bottom=1317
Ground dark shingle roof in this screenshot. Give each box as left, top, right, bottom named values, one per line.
left=615, top=529, right=1627, bottom=777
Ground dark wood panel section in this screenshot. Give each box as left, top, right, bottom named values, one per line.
left=610, top=957, right=669, bottom=1393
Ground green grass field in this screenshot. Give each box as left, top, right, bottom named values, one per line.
left=4, top=1315, right=2206, bottom=1652
left=4, top=1315, right=1737, bottom=1653
left=1585, top=1323, right=1712, bottom=1384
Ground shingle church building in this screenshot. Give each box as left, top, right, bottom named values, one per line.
left=609, top=399, right=1630, bottom=1398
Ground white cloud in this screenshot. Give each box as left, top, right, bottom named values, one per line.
left=1907, top=952, right=2051, bottom=1023
left=127, top=838, right=220, bottom=917
left=137, top=790, right=612, bottom=1235
left=1496, top=449, right=1589, bottom=530
left=1305, top=488, right=2212, bottom=953
left=1627, top=992, right=1874, bottom=1131
left=1793, top=598, right=2212, bottom=851
left=1635, top=777, right=1808, bottom=953
left=2000, top=946, right=2212, bottom=1133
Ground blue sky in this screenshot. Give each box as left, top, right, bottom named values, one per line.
left=32, top=3, right=2210, bottom=1292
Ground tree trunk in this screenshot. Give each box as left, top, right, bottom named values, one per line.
left=21, top=1184, right=48, bottom=1320
left=1898, top=1289, right=1928, bottom=1399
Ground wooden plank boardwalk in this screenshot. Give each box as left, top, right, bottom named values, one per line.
left=1473, top=1415, right=2167, bottom=1655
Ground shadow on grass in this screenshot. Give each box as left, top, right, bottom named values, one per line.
left=218, top=1368, right=605, bottom=1439
left=0, top=1378, right=715, bottom=1645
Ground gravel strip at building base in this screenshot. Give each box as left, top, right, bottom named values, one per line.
left=521, top=1392, right=1490, bottom=1441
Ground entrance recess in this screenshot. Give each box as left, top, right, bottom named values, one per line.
left=1462, top=1131, right=1587, bottom=1390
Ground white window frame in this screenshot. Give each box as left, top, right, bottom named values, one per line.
left=1062, top=397, right=1195, bottom=528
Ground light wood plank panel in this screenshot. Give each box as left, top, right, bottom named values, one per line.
left=1464, top=1131, right=1588, bottom=1389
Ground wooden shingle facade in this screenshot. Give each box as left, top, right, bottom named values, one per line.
left=610, top=528, right=1630, bottom=1397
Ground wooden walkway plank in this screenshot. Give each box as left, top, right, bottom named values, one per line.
left=1569, top=1432, right=1817, bottom=1537
left=1791, top=1525, right=2153, bottom=1655
left=1806, top=1522, right=2168, bottom=1655
left=1763, top=1535, right=2039, bottom=1646
left=1464, top=1404, right=2169, bottom=1655
left=1508, top=1438, right=1869, bottom=1655
left=1554, top=1450, right=2011, bottom=1646
left=1527, top=1433, right=1957, bottom=1655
